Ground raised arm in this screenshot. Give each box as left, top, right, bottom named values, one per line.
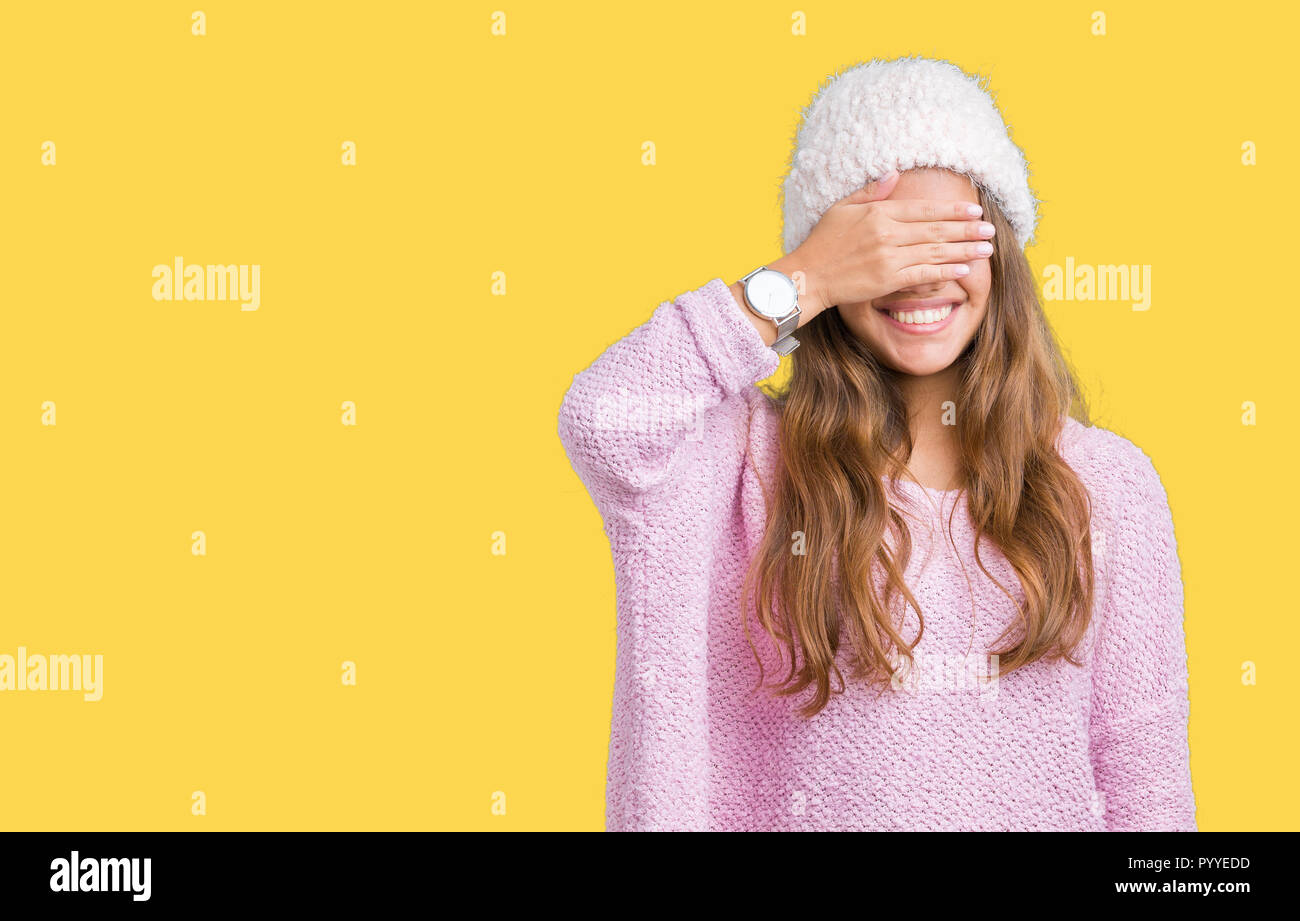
left=556, top=276, right=783, bottom=505
left=557, top=175, right=998, bottom=507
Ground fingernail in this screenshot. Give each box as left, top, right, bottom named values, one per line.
left=955, top=265, right=970, bottom=276
left=975, top=242, right=993, bottom=255
left=978, top=223, right=995, bottom=237
left=966, top=204, right=983, bottom=217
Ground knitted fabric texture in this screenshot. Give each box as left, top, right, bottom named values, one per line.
left=558, top=278, right=1196, bottom=832
left=780, top=55, right=1040, bottom=253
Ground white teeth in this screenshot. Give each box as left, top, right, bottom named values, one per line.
left=888, top=305, right=954, bottom=325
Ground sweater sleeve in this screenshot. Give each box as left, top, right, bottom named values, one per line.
left=1088, top=443, right=1197, bottom=831
left=558, top=277, right=780, bottom=832
left=557, top=277, right=780, bottom=506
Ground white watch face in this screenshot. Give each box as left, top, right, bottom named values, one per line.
left=746, top=270, right=797, bottom=319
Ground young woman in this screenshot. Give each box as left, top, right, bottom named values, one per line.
left=557, top=56, right=1195, bottom=831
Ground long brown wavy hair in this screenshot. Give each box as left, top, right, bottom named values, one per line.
left=741, top=180, right=1094, bottom=718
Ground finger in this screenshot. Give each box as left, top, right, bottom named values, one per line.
left=896, top=239, right=994, bottom=267
left=842, top=169, right=900, bottom=204
left=890, top=218, right=996, bottom=247
left=876, top=199, right=985, bottom=223
left=894, top=262, right=974, bottom=288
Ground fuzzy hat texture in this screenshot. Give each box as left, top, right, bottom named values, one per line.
left=780, top=55, right=1039, bottom=254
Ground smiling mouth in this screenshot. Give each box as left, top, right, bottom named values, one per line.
left=875, top=301, right=961, bottom=331
left=885, top=304, right=954, bottom=325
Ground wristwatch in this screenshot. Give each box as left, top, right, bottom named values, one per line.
left=740, top=266, right=801, bottom=355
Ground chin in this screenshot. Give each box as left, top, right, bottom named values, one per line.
left=841, top=311, right=980, bottom=377
left=879, top=352, right=965, bottom=376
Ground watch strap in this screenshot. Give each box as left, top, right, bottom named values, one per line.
left=741, top=265, right=801, bottom=356
left=775, top=313, right=800, bottom=340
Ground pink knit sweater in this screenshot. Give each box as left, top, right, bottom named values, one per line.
left=557, top=277, right=1196, bottom=832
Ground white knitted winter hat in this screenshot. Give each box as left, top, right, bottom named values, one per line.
left=780, top=55, right=1039, bottom=254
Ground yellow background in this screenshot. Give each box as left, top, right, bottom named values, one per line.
left=0, top=1, right=1292, bottom=830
